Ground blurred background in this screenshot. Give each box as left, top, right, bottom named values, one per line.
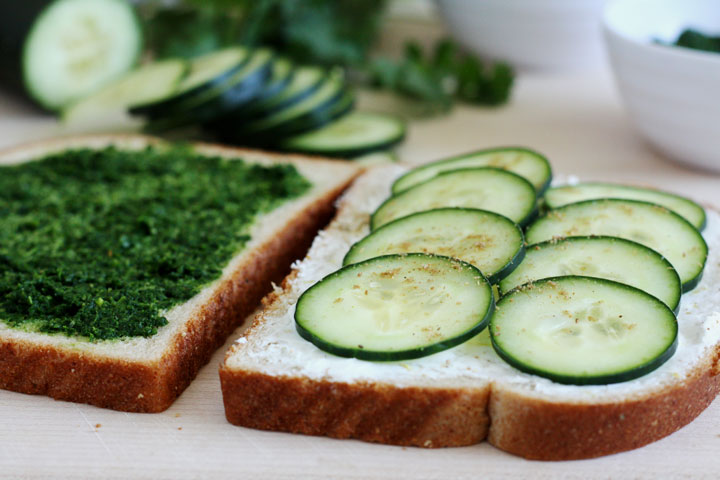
left=1, top=0, right=719, bottom=177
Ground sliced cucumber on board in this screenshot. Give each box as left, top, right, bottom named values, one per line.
left=499, top=236, right=681, bottom=312
left=62, top=59, right=187, bottom=127
left=281, top=111, right=406, bottom=157
left=259, top=89, right=355, bottom=138
left=525, top=199, right=708, bottom=291
left=143, top=50, right=274, bottom=132
left=250, top=57, right=294, bottom=105
left=130, top=47, right=250, bottom=117
left=238, top=70, right=347, bottom=134
left=491, top=276, right=678, bottom=385
left=371, top=167, right=537, bottom=230
left=295, top=254, right=494, bottom=361
left=392, top=147, right=552, bottom=195
left=0, top=0, right=142, bottom=111
left=244, top=65, right=325, bottom=116
left=344, top=208, right=525, bottom=283
left=544, top=182, right=706, bottom=231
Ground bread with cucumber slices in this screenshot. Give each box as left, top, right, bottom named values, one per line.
left=220, top=159, right=720, bottom=460
left=0, top=134, right=360, bottom=412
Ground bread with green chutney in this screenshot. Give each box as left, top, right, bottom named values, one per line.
left=0, top=134, right=360, bottom=412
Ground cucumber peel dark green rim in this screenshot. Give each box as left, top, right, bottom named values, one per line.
left=490, top=275, right=679, bottom=386
left=281, top=111, right=407, bottom=158
left=250, top=66, right=328, bottom=117
left=500, top=235, right=682, bottom=314
left=294, top=253, right=495, bottom=362
left=344, top=207, right=526, bottom=284
left=142, top=50, right=274, bottom=129
left=545, top=182, right=707, bottom=231
left=130, top=47, right=251, bottom=116
left=223, top=91, right=355, bottom=144
left=372, top=166, right=539, bottom=230
left=391, top=146, right=552, bottom=197
left=526, top=197, right=708, bottom=292
left=144, top=58, right=273, bottom=133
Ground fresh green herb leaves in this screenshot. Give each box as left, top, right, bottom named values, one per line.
left=145, top=9, right=239, bottom=60
left=368, top=39, right=514, bottom=112
left=0, top=147, right=310, bottom=340
left=672, top=29, right=720, bottom=54
left=145, top=0, right=387, bottom=65
left=656, top=29, right=720, bottom=54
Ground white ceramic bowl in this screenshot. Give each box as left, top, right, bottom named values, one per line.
left=603, top=0, right=720, bottom=172
left=435, top=0, right=607, bottom=71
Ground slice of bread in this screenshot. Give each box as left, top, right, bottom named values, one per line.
left=0, top=134, right=360, bottom=413
left=220, top=164, right=720, bottom=460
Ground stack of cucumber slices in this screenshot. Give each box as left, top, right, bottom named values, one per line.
left=63, top=47, right=406, bottom=159
left=294, top=147, right=709, bottom=386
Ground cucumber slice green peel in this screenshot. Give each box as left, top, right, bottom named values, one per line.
left=61, top=59, right=188, bottom=125
left=130, top=47, right=250, bottom=116
left=281, top=111, right=407, bottom=158
left=525, top=199, right=708, bottom=292
left=344, top=208, right=525, bottom=284
left=250, top=66, right=327, bottom=116
left=240, top=70, right=346, bottom=134
left=544, top=182, right=706, bottom=231
left=253, top=58, right=295, bottom=103
left=371, top=167, right=538, bottom=230
left=142, top=50, right=274, bottom=132
left=295, top=254, right=494, bottom=361
left=499, top=236, right=682, bottom=313
left=22, top=0, right=143, bottom=111
left=392, top=147, right=552, bottom=196
left=490, top=276, right=678, bottom=385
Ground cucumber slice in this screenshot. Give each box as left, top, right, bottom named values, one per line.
left=295, top=254, right=494, bottom=361
left=544, top=183, right=706, bottom=231
left=490, top=276, right=678, bottom=385
left=240, top=70, right=346, bottom=134
left=252, top=57, right=294, bottom=104
left=281, top=112, right=406, bottom=157
left=21, top=0, right=142, bottom=111
left=175, top=47, right=249, bottom=93
left=130, top=47, right=249, bottom=117
left=207, top=57, right=296, bottom=126
left=499, top=236, right=681, bottom=312
left=392, top=147, right=552, bottom=195
left=345, top=208, right=525, bottom=283
left=144, top=50, right=273, bottom=132
left=525, top=199, right=708, bottom=291
left=371, top=167, right=537, bottom=230
left=215, top=89, right=354, bottom=144
left=250, top=65, right=326, bottom=115
left=62, top=59, right=187, bottom=127
left=263, top=89, right=354, bottom=137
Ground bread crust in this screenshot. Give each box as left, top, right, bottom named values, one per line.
left=488, top=349, right=720, bottom=460
left=220, top=345, right=720, bottom=457
left=0, top=135, right=359, bottom=412
left=220, top=370, right=490, bottom=447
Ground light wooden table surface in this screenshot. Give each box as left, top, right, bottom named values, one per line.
left=1, top=67, right=720, bottom=479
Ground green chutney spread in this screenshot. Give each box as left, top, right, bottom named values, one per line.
left=0, top=146, right=311, bottom=340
